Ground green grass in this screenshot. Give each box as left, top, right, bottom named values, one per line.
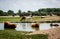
left=32, top=16, right=41, bottom=20
left=0, top=16, right=41, bottom=22
left=0, top=17, right=21, bottom=22
left=0, top=16, right=60, bottom=23
left=26, top=34, right=48, bottom=39
left=0, top=29, right=48, bottom=39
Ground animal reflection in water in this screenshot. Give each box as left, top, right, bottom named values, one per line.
left=20, top=16, right=32, bottom=21
left=50, top=23, right=59, bottom=27
left=22, top=23, right=26, bottom=29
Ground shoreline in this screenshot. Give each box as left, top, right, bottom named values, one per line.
left=29, top=27, right=60, bottom=39
left=0, top=21, right=60, bottom=23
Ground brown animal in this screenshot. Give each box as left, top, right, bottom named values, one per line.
left=31, top=23, right=39, bottom=30
left=4, top=21, right=10, bottom=28
left=20, top=16, right=26, bottom=21
left=4, top=21, right=17, bottom=29
left=31, top=23, right=39, bottom=27
left=20, top=16, right=32, bottom=21
left=9, top=24, right=16, bottom=29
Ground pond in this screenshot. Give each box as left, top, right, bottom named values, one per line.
left=0, top=23, right=4, bottom=30
left=0, top=23, right=60, bottom=31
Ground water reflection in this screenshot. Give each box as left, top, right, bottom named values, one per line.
left=0, top=23, right=4, bottom=30
left=16, top=23, right=35, bottom=31
left=40, top=23, right=51, bottom=30
left=0, top=23, right=60, bottom=31
left=15, top=23, right=60, bottom=31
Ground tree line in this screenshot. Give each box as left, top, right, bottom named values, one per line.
left=0, top=8, right=60, bottom=16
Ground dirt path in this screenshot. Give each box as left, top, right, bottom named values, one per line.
left=29, top=27, right=60, bottom=39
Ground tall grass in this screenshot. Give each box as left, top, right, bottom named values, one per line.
left=0, top=29, right=48, bottom=39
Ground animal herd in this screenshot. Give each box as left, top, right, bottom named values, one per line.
left=4, top=21, right=59, bottom=29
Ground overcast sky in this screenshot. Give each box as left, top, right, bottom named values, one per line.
left=0, top=0, right=60, bottom=12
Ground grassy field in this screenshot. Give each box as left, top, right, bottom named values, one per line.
left=0, top=16, right=41, bottom=22
left=0, top=16, right=60, bottom=23
left=0, top=17, right=21, bottom=22
left=0, top=29, right=48, bottom=39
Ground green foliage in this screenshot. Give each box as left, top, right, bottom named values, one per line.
left=0, top=10, right=4, bottom=16
left=7, top=10, right=14, bottom=16
left=0, top=29, right=48, bottom=39
left=38, top=8, right=60, bottom=16
left=17, top=10, right=21, bottom=16
left=0, top=8, right=60, bottom=16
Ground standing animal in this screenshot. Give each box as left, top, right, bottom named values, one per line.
left=20, top=15, right=32, bottom=21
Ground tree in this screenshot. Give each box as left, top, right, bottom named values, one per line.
left=17, top=10, right=21, bottom=16
left=27, top=11, right=32, bottom=15
left=27, top=11, right=33, bottom=16
left=7, top=10, right=14, bottom=16
left=38, top=9, right=47, bottom=16
left=0, top=10, right=4, bottom=16
left=3, top=12, right=8, bottom=16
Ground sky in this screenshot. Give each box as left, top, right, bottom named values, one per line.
left=0, top=0, right=60, bottom=13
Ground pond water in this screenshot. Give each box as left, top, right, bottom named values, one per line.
left=0, top=23, right=4, bottom=30
left=0, top=23, right=60, bottom=31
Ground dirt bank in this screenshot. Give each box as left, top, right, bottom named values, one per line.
left=30, top=27, right=60, bottom=39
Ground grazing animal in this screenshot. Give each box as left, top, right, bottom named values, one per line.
left=20, top=16, right=32, bottom=21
